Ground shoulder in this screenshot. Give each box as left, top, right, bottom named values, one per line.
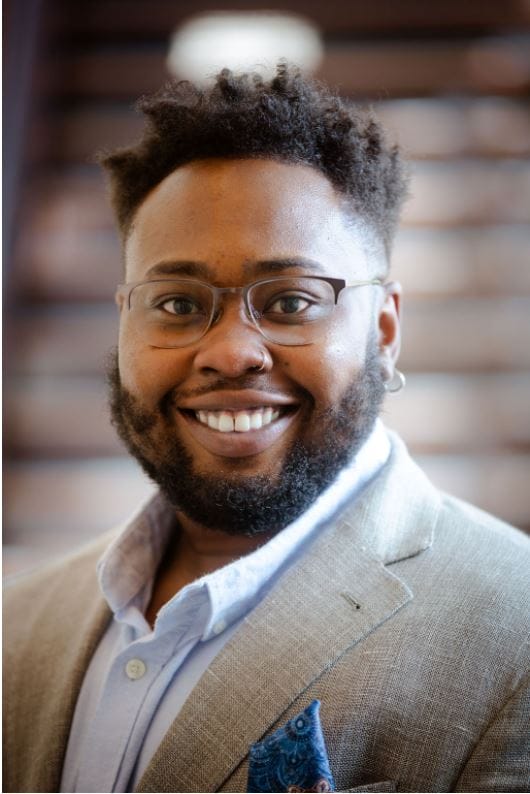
left=4, top=529, right=116, bottom=596
left=390, top=479, right=530, bottom=617
left=355, top=431, right=529, bottom=574
left=374, top=430, right=529, bottom=571
left=3, top=530, right=115, bottom=644
left=389, top=489, right=529, bottom=674
left=361, top=435, right=530, bottom=674
left=433, top=491, right=529, bottom=587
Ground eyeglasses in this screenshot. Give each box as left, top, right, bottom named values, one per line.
left=116, top=275, right=383, bottom=347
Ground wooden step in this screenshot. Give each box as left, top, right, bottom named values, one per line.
left=403, top=160, right=530, bottom=226
left=5, top=373, right=530, bottom=458
left=28, top=98, right=530, bottom=164
left=323, top=37, right=530, bottom=97
left=5, top=375, right=121, bottom=457
left=418, top=452, right=530, bottom=531
left=39, top=38, right=530, bottom=102
left=392, top=226, right=530, bottom=298
left=377, top=98, right=530, bottom=160
left=399, top=297, right=530, bottom=373
left=5, top=303, right=118, bottom=375
left=12, top=224, right=530, bottom=302
left=28, top=95, right=530, bottom=164
left=16, top=162, right=530, bottom=236
left=4, top=450, right=529, bottom=576
left=6, top=297, right=530, bottom=375
left=47, top=0, right=530, bottom=40
left=383, top=373, right=530, bottom=452
left=3, top=457, right=155, bottom=547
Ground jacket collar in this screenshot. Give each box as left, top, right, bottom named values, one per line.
left=352, top=431, right=438, bottom=565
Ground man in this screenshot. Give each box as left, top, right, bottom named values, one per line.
left=4, top=65, right=529, bottom=793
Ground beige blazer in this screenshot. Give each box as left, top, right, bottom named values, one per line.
left=3, top=436, right=530, bottom=793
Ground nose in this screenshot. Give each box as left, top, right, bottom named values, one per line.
left=192, top=303, right=273, bottom=377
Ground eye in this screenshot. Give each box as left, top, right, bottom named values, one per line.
left=266, top=293, right=311, bottom=315
left=159, top=296, right=203, bottom=316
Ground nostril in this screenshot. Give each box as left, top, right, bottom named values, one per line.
left=194, top=344, right=270, bottom=377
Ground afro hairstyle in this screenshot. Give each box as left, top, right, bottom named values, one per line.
left=100, top=63, right=408, bottom=257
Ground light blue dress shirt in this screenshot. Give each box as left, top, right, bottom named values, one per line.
left=60, top=421, right=390, bottom=793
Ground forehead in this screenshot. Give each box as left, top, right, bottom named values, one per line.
left=125, top=158, right=380, bottom=281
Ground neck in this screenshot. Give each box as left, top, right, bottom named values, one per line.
left=145, top=510, right=274, bottom=627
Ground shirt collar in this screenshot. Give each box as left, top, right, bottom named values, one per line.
left=97, top=420, right=390, bottom=637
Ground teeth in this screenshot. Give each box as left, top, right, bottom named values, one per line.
left=234, top=412, right=251, bottom=432
left=250, top=411, right=263, bottom=430
left=218, top=412, right=234, bottom=433
left=207, top=413, right=219, bottom=430
left=194, top=407, right=281, bottom=433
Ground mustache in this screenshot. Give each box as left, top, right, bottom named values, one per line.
left=167, top=376, right=300, bottom=399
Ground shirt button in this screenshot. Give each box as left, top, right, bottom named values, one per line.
left=125, top=658, right=146, bottom=680
left=212, top=619, right=227, bottom=635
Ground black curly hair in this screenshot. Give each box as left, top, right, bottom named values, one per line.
left=100, top=63, right=408, bottom=258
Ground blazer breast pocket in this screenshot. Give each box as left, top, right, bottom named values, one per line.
left=340, top=782, right=397, bottom=793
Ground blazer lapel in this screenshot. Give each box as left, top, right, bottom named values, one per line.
left=137, top=527, right=412, bottom=791
left=137, top=434, right=437, bottom=793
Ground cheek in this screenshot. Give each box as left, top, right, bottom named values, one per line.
left=283, top=324, right=369, bottom=407
left=118, top=329, right=190, bottom=405
left=314, top=302, right=377, bottom=397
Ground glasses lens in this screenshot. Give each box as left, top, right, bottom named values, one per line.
left=248, top=277, right=336, bottom=345
left=129, top=280, right=213, bottom=347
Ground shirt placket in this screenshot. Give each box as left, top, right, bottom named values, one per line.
left=75, top=597, right=206, bottom=793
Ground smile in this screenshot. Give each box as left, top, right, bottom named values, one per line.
left=176, top=390, right=300, bottom=458
left=195, top=407, right=281, bottom=433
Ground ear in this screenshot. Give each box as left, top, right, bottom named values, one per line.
left=378, top=281, right=402, bottom=382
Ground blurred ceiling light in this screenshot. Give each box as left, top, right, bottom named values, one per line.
left=167, top=12, right=323, bottom=82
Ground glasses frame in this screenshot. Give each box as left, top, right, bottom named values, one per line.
left=115, top=275, right=383, bottom=347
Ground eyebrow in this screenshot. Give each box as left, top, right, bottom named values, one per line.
left=145, top=257, right=326, bottom=281
left=244, top=258, right=326, bottom=277
left=145, top=261, right=212, bottom=279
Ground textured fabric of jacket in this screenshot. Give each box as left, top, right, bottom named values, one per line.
left=3, top=434, right=530, bottom=793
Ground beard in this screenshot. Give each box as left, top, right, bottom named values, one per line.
left=106, top=340, right=385, bottom=537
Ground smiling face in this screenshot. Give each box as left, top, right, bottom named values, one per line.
left=111, top=158, right=401, bottom=535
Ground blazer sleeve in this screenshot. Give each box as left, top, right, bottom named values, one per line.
left=454, top=673, right=530, bottom=792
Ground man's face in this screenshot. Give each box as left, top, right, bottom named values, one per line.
left=111, top=158, right=400, bottom=535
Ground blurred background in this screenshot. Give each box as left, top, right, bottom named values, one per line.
left=4, top=0, right=530, bottom=576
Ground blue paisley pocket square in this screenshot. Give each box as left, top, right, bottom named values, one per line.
left=247, top=699, right=335, bottom=793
